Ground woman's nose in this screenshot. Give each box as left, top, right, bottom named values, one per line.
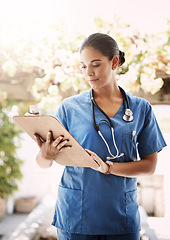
left=86, top=67, right=94, bottom=76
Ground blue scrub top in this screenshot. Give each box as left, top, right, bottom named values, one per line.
left=52, top=89, right=166, bottom=235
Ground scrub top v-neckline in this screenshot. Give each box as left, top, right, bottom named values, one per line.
left=89, top=90, right=124, bottom=120
left=110, top=101, right=123, bottom=119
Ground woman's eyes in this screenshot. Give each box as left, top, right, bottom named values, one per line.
left=80, top=64, right=100, bottom=69
left=93, top=64, right=100, bottom=67
left=80, top=65, right=86, bottom=69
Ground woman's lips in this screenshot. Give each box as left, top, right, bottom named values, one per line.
left=88, top=79, right=99, bottom=82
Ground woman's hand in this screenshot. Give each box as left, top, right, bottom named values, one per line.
left=35, top=131, right=69, bottom=160
left=85, top=149, right=112, bottom=174
left=34, top=131, right=71, bottom=168
left=86, top=150, right=158, bottom=177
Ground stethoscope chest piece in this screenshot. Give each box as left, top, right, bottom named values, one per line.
left=123, top=109, right=133, bottom=122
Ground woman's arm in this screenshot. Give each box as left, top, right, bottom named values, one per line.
left=36, top=151, right=53, bottom=169
left=86, top=150, right=157, bottom=177
left=35, top=131, right=70, bottom=169
left=107, top=152, right=157, bottom=177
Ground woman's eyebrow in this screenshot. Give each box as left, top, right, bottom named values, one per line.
left=91, top=59, right=102, bottom=63
left=80, top=59, right=102, bottom=64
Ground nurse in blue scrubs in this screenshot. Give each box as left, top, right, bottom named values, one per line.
left=35, top=33, right=167, bottom=240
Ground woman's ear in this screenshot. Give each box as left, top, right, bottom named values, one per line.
left=111, top=56, right=119, bottom=70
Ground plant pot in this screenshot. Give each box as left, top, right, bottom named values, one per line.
left=0, top=198, right=7, bottom=220
left=15, top=196, right=38, bottom=213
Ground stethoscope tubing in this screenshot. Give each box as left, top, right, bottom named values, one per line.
left=91, top=96, right=113, bottom=131
left=90, top=86, right=131, bottom=130
left=90, top=86, right=132, bottom=160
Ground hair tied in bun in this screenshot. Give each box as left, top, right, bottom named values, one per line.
left=119, top=50, right=125, bottom=66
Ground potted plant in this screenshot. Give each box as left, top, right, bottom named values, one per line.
left=0, top=95, right=23, bottom=220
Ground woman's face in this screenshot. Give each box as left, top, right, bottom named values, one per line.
left=80, top=47, right=117, bottom=91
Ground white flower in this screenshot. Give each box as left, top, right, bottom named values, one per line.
left=141, top=74, right=164, bottom=94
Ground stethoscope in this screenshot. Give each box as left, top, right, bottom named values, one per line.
left=90, top=86, right=133, bottom=160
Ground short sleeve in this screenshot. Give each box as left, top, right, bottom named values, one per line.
left=54, top=102, right=68, bottom=130
left=137, top=102, right=167, bottom=158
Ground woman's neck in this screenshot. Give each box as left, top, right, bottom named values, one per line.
left=92, top=83, right=123, bottom=118
left=93, top=83, right=121, bottom=101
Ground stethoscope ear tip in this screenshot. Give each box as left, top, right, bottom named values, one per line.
left=106, top=152, right=124, bottom=160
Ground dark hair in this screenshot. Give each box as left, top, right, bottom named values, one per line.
left=80, top=33, right=125, bottom=66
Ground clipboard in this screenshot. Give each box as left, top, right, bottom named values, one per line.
left=13, top=115, right=98, bottom=168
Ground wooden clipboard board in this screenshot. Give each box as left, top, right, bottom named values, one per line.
left=13, top=115, right=98, bottom=168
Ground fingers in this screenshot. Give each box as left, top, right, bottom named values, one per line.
left=53, top=136, right=63, bottom=146
left=86, top=149, right=99, bottom=162
left=57, top=139, right=69, bottom=150
left=85, top=149, right=96, bottom=156
left=34, top=134, right=43, bottom=147
left=58, top=142, right=71, bottom=152
left=35, top=131, right=71, bottom=154
left=53, top=136, right=71, bottom=151
left=91, top=155, right=102, bottom=166
left=85, top=149, right=100, bottom=166
left=46, top=131, right=53, bottom=144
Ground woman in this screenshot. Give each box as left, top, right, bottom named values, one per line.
left=35, top=33, right=166, bottom=240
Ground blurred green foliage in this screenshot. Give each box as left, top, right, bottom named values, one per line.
left=0, top=95, right=23, bottom=199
